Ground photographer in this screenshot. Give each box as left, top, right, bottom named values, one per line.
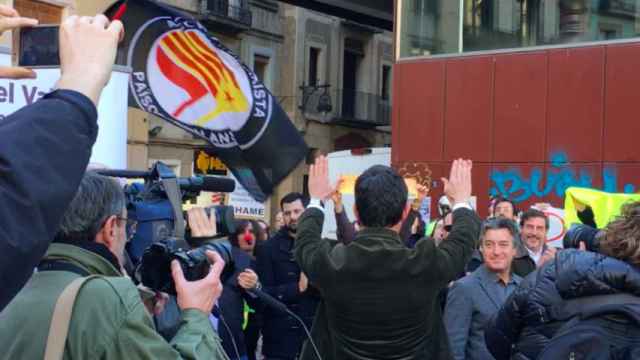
left=0, top=172, right=229, bottom=359
left=0, top=9, right=123, bottom=310
left=485, top=201, right=640, bottom=359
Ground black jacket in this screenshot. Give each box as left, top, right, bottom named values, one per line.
left=485, top=249, right=640, bottom=360
left=255, top=228, right=320, bottom=359
left=217, top=247, right=257, bottom=359
left=294, top=207, right=481, bottom=360
left=0, top=90, right=98, bottom=311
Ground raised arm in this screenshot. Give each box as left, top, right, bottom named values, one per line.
left=295, top=155, right=339, bottom=286
left=0, top=13, right=122, bottom=311
left=418, top=160, right=480, bottom=285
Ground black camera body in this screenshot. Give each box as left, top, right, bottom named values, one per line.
left=139, top=237, right=234, bottom=295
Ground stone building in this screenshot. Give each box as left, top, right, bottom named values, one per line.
left=0, top=0, right=392, bottom=222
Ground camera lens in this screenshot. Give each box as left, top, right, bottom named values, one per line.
left=139, top=237, right=235, bottom=295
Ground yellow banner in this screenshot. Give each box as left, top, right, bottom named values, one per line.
left=564, top=187, right=640, bottom=228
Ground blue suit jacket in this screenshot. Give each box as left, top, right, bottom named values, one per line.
left=444, top=265, right=521, bottom=360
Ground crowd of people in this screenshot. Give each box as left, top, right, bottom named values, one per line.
left=3, top=4, right=640, bottom=360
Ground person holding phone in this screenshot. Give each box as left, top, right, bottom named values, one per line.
left=0, top=8, right=124, bottom=311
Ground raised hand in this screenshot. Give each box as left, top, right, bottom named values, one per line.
left=186, top=207, right=217, bottom=237
left=309, top=155, right=334, bottom=201
left=0, top=5, right=38, bottom=79
left=298, top=272, right=309, bottom=293
left=416, top=183, right=429, bottom=203
left=538, top=246, right=558, bottom=267
left=441, top=159, right=473, bottom=206
left=331, top=178, right=345, bottom=213
left=56, top=14, right=124, bottom=105
left=172, top=250, right=225, bottom=314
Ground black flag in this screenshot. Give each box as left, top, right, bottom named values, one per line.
left=106, top=0, right=307, bottom=201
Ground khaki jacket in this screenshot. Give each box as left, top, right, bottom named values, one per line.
left=0, top=243, right=228, bottom=360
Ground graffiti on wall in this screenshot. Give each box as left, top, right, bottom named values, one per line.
left=490, top=153, right=637, bottom=203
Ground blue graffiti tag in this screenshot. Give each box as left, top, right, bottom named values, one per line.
left=490, top=153, right=636, bottom=203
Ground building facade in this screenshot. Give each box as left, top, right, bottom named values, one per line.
left=394, top=0, right=640, bottom=217
left=0, top=0, right=392, bottom=222
left=277, top=4, right=393, bottom=204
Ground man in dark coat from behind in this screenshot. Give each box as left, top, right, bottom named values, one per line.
left=295, top=157, right=481, bottom=360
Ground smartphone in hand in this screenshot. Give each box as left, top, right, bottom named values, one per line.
left=17, top=25, right=60, bottom=67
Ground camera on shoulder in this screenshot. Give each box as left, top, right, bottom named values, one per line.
left=98, top=162, right=237, bottom=293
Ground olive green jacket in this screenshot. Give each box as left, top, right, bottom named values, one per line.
left=0, top=243, right=228, bottom=360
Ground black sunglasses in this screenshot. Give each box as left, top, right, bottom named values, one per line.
left=443, top=225, right=452, bottom=232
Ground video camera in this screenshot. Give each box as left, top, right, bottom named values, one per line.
left=98, top=162, right=237, bottom=295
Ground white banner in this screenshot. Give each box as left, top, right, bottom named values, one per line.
left=227, top=173, right=266, bottom=219
left=537, top=206, right=567, bottom=248
left=0, top=53, right=130, bottom=169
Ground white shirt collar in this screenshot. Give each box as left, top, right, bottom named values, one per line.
left=526, top=246, right=544, bottom=264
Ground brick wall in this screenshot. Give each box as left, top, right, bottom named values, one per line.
left=14, top=0, right=63, bottom=24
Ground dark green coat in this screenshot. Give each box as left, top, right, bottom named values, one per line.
left=0, top=243, right=228, bottom=360
left=294, top=207, right=481, bottom=360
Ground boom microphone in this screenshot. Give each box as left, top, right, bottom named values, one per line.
left=179, top=176, right=235, bottom=193
left=95, top=169, right=235, bottom=193
left=248, top=288, right=290, bottom=315
left=95, top=169, right=151, bottom=178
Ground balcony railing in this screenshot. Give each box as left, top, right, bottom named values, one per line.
left=302, top=89, right=391, bottom=127
left=205, top=0, right=253, bottom=29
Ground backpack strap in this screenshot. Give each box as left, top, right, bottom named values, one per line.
left=43, top=275, right=100, bottom=360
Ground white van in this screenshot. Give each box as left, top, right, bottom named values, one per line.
left=322, top=147, right=391, bottom=239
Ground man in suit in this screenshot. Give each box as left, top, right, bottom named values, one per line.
left=294, top=157, right=481, bottom=360
left=511, top=209, right=556, bottom=277
left=444, top=218, right=522, bottom=360
left=256, top=192, right=320, bottom=360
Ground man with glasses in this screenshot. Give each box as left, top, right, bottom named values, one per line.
left=444, top=218, right=522, bottom=360
left=0, top=172, right=230, bottom=359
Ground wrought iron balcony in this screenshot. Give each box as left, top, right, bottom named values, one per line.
left=600, top=0, right=638, bottom=18
left=203, top=0, right=253, bottom=31
left=301, top=88, right=391, bottom=128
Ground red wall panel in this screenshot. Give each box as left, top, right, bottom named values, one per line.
left=488, top=163, right=550, bottom=213
left=393, top=41, right=640, bottom=209
left=443, top=56, right=493, bottom=162
left=472, top=164, right=492, bottom=218
left=547, top=47, right=604, bottom=162
left=602, top=163, right=640, bottom=194
left=393, top=61, right=445, bottom=162
left=604, top=43, right=640, bottom=162
left=543, top=163, right=603, bottom=209
left=493, top=52, right=548, bottom=163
